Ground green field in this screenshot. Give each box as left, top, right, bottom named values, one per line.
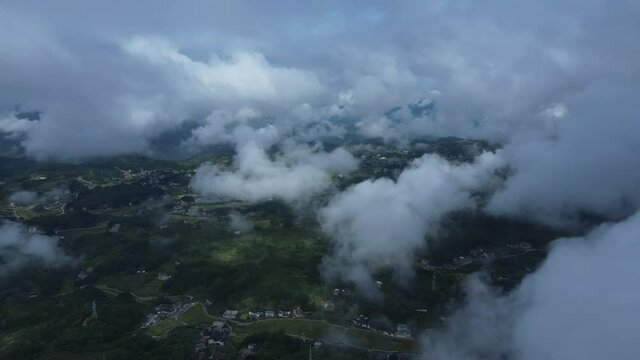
left=238, top=319, right=416, bottom=352
left=145, top=318, right=185, bottom=337
left=178, top=303, right=216, bottom=325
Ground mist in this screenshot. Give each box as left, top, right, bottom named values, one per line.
left=229, top=211, right=253, bottom=234
left=0, top=221, right=73, bottom=276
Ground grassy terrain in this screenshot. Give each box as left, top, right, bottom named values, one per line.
left=238, top=319, right=416, bottom=352
left=177, top=303, right=215, bottom=325
left=145, top=318, right=185, bottom=337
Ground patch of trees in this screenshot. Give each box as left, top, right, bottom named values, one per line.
left=27, top=210, right=100, bottom=232
left=51, top=292, right=145, bottom=352
left=241, top=331, right=307, bottom=360
left=428, top=210, right=561, bottom=264
left=67, top=183, right=164, bottom=211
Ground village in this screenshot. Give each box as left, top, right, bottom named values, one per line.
left=420, top=241, right=537, bottom=271
left=0, top=140, right=549, bottom=359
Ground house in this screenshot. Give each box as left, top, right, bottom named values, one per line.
left=201, top=321, right=233, bottom=344
left=248, top=310, right=264, bottom=319
left=264, top=310, right=275, bottom=318
left=222, top=310, right=238, bottom=319
left=77, top=271, right=88, bottom=280
left=157, top=273, right=172, bottom=281
left=396, top=324, right=411, bottom=338
left=353, top=314, right=370, bottom=329
left=322, top=300, right=335, bottom=311
left=519, top=241, right=532, bottom=250
left=278, top=310, right=291, bottom=318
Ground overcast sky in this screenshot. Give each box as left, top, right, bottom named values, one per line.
left=1, top=0, right=638, bottom=158
left=3, top=0, right=639, bottom=224
left=2, top=3, right=640, bottom=358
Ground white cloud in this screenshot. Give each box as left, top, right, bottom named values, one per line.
left=487, top=82, right=640, bottom=228
left=0, top=113, right=37, bottom=138
left=0, top=221, right=73, bottom=276
left=7, top=188, right=70, bottom=206
left=191, top=136, right=358, bottom=204
left=421, top=210, right=640, bottom=360
left=181, top=108, right=263, bottom=150
left=229, top=211, right=253, bottom=233
left=123, top=37, right=323, bottom=106
left=320, top=152, right=505, bottom=294
left=1, top=1, right=638, bottom=159
left=8, top=191, right=39, bottom=205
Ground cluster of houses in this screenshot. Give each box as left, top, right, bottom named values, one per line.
left=222, top=310, right=239, bottom=319
left=332, top=288, right=354, bottom=296
left=352, top=314, right=370, bottom=329
left=195, top=321, right=233, bottom=359
left=359, top=149, right=410, bottom=167
left=321, top=300, right=335, bottom=311
left=223, top=307, right=304, bottom=320
left=142, top=301, right=194, bottom=328
left=352, top=314, right=413, bottom=339
left=421, top=241, right=536, bottom=271
left=112, top=166, right=191, bottom=194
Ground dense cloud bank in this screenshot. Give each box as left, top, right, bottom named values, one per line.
left=320, top=152, right=504, bottom=294
left=2, top=0, right=638, bottom=235
left=488, top=83, right=640, bottom=228
left=1, top=0, right=638, bottom=159
left=3, top=0, right=639, bottom=239
left=421, top=211, right=640, bottom=360
left=0, top=221, right=73, bottom=276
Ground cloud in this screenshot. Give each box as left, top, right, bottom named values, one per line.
left=7, top=187, right=70, bottom=206
left=487, top=82, right=640, bottom=228
left=0, top=113, right=38, bottom=138
left=190, top=131, right=359, bottom=204
left=356, top=96, right=439, bottom=144
left=420, top=275, right=516, bottom=359
left=180, top=108, right=263, bottom=151
left=229, top=211, right=253, bottom=233
left=319, top=152, right=504, bottom=295
left=421, top=210, right=640, bottom=360
left=1, top=0, right=637, bottom=159
left=122, top=37, right=324, bottom=106
left=0, top=221, right=73, bottom=276
left=8, top=191, right=39, bottom=206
